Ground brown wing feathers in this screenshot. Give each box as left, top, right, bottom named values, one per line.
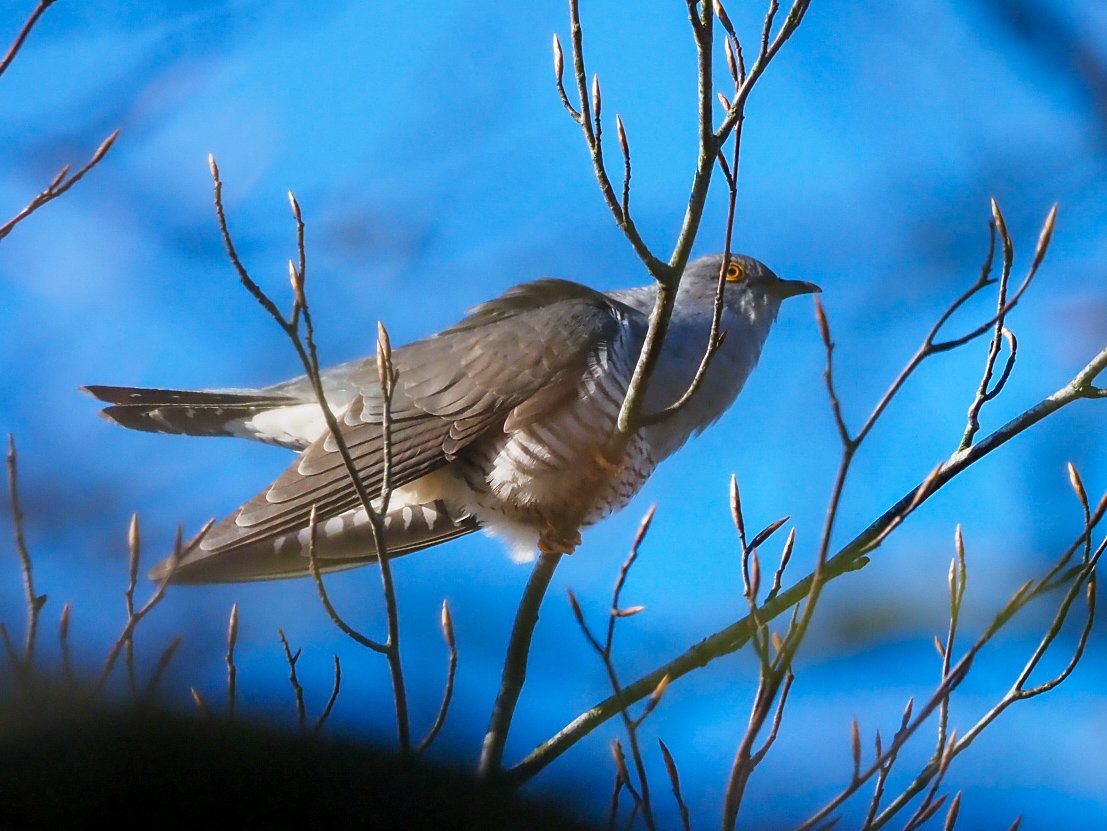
left=194, top=281, right=628, bottom=558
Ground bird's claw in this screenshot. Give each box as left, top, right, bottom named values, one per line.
left=538, top=529, right=583, bottom=556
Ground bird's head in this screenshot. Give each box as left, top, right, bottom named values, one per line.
left=680, top=253, right=821, bottom=319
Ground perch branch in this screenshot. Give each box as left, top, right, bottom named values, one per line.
left=510, top=340, right=1107, bottom=784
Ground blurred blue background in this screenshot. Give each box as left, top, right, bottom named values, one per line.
left=1, top=1, right=1105, bottom=828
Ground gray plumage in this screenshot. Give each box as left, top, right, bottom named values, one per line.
left=84, top=254, right=818, bottom=583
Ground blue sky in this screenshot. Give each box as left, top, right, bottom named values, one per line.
left=1, top=1, right=1105, bottom=828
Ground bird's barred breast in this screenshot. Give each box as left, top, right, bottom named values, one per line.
left=467, top=333, right=656, bottom=526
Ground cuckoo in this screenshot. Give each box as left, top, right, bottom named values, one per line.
left=84, top=254, right=818, bottom=583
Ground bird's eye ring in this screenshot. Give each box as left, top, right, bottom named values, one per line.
left=725, top=261, right=744, bottom=282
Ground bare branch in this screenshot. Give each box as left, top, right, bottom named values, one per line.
left=766, top=528, right=796, bottom=602
left=304, top=507, right=387, bottom=654
left=932, top=204, right=1057, bottom=354
left=6, top=435, right=44, bottom=685
left=142, top=635, right=183, bottom=703
left=226, top=603, right=239, bottom=719
left=816, top=299, right=852, bottom=446
left=750, top=669, right=794, bottom=766
left=552, top=34, right=581, bottom=121
left=0, top=0, right=56, bottom=79
left=556, top=0, right=667, bottom=275
left=0, top=130, right=120, bottom=242
left=209, top=162, right=410, bottom=747
left=313, top=655, right=342, bottom=736
left=479, top=551, right=563, bottom=778
left=418, top=600, right=458, bottom=752
left=658, top=739, right=692, bottom=831
left=58, top=602, right=72, bottom=683
left=93, top=521, right=194, bottom=695
left=563, top=510, right=665, bottom=829
left=863, top=537, right=1102, bottom=829
left=509, top=340, right=1107, bottom=784
left=607, top=505, right=655, bottom=652
left=616, top=114, right=631, bottom=219
left=607, top=760, right=624, bottom=831
left=124, top=514, right=140, bottom=699
left=278, top=628, right=307, bottom=732
left=641, top=113, right=744, bottom=426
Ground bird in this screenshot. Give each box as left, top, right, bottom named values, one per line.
left=83, top=254, right=819, bottom=584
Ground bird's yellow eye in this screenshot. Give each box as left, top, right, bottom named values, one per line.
left=725, top=260, right=744, bottom=282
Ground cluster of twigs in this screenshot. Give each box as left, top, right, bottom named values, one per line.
left=1, top=435, right=206, bottom=703
left=553, top=0, right=810, bottom=441
left=205, top=156, right=458, bottom=754
left=557, top=224, right=1102, bottom=823
left=0, top=1, right=188, bottom=708
left=789, top=460, right=1103, bottom=831
left=510, top=189, right=1106, bottom=828
left=480, top=0, right=813, bottom=784
left=567, top=506, right=671, bottom=831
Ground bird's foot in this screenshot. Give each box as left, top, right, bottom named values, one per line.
left=538, top=528, right=583, bottom=556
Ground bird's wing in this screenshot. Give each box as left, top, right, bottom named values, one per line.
left=197, top=279, right=639, bottom=555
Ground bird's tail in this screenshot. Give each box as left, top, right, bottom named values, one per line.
left=149, top=499, right=480, bottom=584
left=82, top=385, right=299, bottom=440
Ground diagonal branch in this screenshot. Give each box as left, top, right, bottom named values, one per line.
left=508, top=343, right=1107, bottom=784
left=0, top=0, right=55, bottom=79
left=0, top=130, right=120, bottom=243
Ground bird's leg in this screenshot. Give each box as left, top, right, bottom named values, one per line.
left=537, top=513, right=583, bottom=556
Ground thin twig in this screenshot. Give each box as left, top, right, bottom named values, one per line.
left=92, top=520, right=194, bottom=695
left=959, top=201, right=1020, bottom=448
left=641, top=106, right=745, bottom=426
left=226, top=603, right=239, bottom=719
left=142, top=635, right=183, bottom=703
left=766, top=528, right=796, bottom=602
left=305, top=508, right=387, bottom=653
left=418, top=600, right=458, bottom=752
left=124, top=514, right=140, bottom=700
left=313, top=655, right=342, bottom=735
left=566, top=586, right=659, bottom=831
left=566, top=506, right=663, bottom=830
left=807, top=518, right=1103, bottom=831
left=658, top=739, right=692, bottom=831
left=932, top=204, right=1057, bottom=354
left=278, top=628, right=307, bottom=733
left=750, top=669, right=794, bottom=766
left=560, top=0, right=666, bottom=275
left=721, top=658, right=794, bottom=830
left=369, top=321, right=410, bottom=750
left=6, top=435, right=43, bottom=684
left=935, top=527, right=967, bottom=763
left=209, top=162, right=409, bottom=748
left=611, top=738, right=644, bottom=825
left=58, top=602, right=72, bottom=683
left=0, top=0, right=55, bottom=79
left=606, top=506, right=655, bottom=652
left=607, top=761, right=625, bottom=831
left=0, top=130, right=120, bottom=242
left=190, top=687, right=209, bottom=716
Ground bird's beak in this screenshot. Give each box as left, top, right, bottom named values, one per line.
left=776, top=279, right=822, bottom=298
